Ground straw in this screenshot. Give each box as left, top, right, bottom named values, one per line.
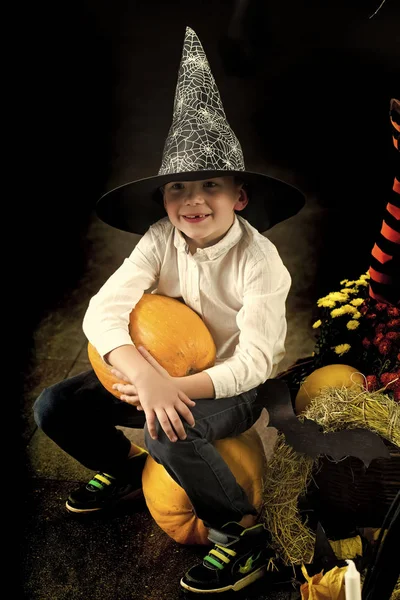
left=261, top=387, right=400, bottom=569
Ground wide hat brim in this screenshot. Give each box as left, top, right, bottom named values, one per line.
left=96, top=169, right=305, bottom=235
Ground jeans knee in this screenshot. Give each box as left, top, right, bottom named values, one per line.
left=144, top=426, right=185, bottom=466
left=33, top=388, right=60, bottom=431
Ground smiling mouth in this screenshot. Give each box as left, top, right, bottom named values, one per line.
left=182, top=214, right=211, bottom=220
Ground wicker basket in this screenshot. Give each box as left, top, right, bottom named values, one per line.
left=300, top=439, right=400, bottom=535
left=276, top=358, right=400, bottom=534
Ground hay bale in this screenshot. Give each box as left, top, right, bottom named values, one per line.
left=261, top=387, right=400, bottom=568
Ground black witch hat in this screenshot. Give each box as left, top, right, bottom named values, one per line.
left=96, top=27, right=305, bottom=235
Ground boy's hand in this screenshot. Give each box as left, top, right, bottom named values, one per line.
left=111, top=346, right=170, bottom=396
left=111, top=371, right=143, bottom=410
left=111, top=351, right=196, bottom=442
left=136, top=374, right=196, bottom=442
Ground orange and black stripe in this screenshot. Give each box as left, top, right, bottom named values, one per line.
left=368, top=98, right=400, bottom=305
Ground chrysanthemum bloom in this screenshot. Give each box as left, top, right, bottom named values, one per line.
left=334, top=343, right=351, bottom=356
left=378, top=339, right=392, bottom=355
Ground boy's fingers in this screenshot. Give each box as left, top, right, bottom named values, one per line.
left=164, top=409, right=186, bottom=440
left=110, top=368, right=130, bottom=381
left=145, top=411, right=158, bottom=440
left=112, top=383, right=137, bottom=394
left=179, top=391, right=196, bottom=407
left=184, top=397, right=196, bottom=406
left=176, top=401, right=195, bottom=428
left=157, top=409, right=179, bottom=442
left=120, top=394, right=140, bottom=403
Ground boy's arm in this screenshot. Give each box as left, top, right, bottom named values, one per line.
left=134, top=252, right=289, bottom=400
left=113, top=347, right=215, bottom=399
left=83, top=226, right=162, bottom=362
left=201, top=252, right=291, bottom=399
left=173, top=371, right=215, bottom=399
left=83, top=223, right=198, bottom=441
left=134, top=253, right=290, bottom=400
left=106, top=344, right=196, bottom=441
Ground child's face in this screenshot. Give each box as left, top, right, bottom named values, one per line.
left=162, top=176, right=248, bottom=252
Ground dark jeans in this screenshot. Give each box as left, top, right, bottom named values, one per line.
left=33, top=369, right=266, bottom=528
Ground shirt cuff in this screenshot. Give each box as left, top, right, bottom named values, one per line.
left=203, top=363, right=237, bottom=399
left=93, top=330, right=135, bottom=364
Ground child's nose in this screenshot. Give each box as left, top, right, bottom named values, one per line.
left=184, top=190, right=205, bottom=204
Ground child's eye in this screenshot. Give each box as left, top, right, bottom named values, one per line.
left=170, top=183, right=184, bottom=190
left=203, top=181, right=217, bottom=188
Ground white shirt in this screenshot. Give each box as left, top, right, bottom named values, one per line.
left=83, top=215, right=291, bottom=398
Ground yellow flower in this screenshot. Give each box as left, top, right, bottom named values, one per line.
left=347, top=320, right=360, bottom=330
left=329, top=292, right=349, bottom=303
left=340, top=279, right=349, bottom=285
left=331, top=307, right=345, bottom=317
left=359, top=272, right=370, bottom=281
left=352, top=310, right=362, bottom=319
left=343, top=305, right=358, bottom=314
left=350, top=298, right=364, bottom=307
left=312, top=320, right=322, bottom=329
left=331, top=305, right=357, bottom=318
left=334, top=344, right=351, bottom=356
left=356, top=279, right=369, bottom=287
left=317, top=299, right=336, bottom=308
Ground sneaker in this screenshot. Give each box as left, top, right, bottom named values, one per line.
left=66, top=447, right=148, bottom=514
left=180, top=521, right=271, bottom=593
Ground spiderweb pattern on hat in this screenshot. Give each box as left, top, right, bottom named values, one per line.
left=159, top=27, right=246, bottom=175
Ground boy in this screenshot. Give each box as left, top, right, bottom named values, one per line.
left=34, top=27, right=304, bottom=593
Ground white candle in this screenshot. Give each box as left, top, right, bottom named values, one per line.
left=344, top=559, right=362, bottom=600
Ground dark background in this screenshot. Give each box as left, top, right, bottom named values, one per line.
left=22, top=0, right=399, bottom=330
left=15, top=2, right=399, bottom=596
left=18, top=0, right=399, bottom=449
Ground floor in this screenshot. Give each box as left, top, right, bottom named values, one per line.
left=18, top=1, right=399, bottom=598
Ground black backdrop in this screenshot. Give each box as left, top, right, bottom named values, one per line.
left=18, top=0, right=399, bottom=372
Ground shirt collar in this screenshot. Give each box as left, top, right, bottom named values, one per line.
left=173, top=215, right=243, bottom=260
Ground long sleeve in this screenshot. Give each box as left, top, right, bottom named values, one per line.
left=203, top=249, right=291, bottom=398
left=82, top=227, right=162, bottom=358
left=82, top=215, right=291, bottom=397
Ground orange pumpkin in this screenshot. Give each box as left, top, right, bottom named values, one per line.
left=88, top=293, right=217, bottom=398
left=295, top=364, right=365, bottom=415
left=142, top=428, right=267, bottom=545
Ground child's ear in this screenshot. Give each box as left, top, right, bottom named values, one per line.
left=234, top=186, right=249, bottom=211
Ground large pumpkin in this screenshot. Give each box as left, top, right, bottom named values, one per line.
left=295, top=364, right=365, bottom=415
left=88, top=294, right=217, bottom=398
left=142, top=428, right=267, bottom=545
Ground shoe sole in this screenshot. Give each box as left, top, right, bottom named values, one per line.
left=65, top=488, right=144, bottom=514
left=180, top=565, right=266, bottom=593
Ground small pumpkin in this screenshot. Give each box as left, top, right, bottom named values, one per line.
left=142, top=428, right=267, bottom=545
left=88, top=293, right=217, bottom=398
left=295, top=364, right=365, bottom=415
